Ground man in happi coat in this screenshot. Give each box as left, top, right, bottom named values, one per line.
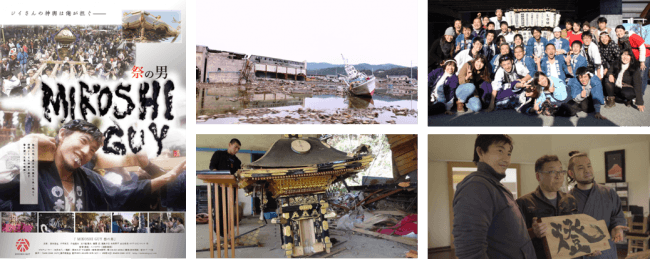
left=567, top=152, right=628, bottom=259
left=0, top=119, right=186, bottom=212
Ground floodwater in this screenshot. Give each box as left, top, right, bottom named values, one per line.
left=196, top=87, right=417, bottom=124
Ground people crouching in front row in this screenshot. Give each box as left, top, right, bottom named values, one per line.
left=429, top=49, right=644, bottom=118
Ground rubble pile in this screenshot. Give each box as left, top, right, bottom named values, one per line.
left=197, top=107, right=416, bottom=124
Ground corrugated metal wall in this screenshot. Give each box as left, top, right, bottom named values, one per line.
left=623, top=0, right=650, bottom=18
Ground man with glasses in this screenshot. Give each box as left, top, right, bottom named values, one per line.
left=516, top=155, right=600, bottom=259
left=567, top=151, right=628, bottom=259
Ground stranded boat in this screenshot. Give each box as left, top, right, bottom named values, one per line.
left=341, top=54, right=376, bottom=96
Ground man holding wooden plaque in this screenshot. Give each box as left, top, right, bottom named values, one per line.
left=516, top=155, right=579, bottom=259
left=567, top=151, right=628, bottom=259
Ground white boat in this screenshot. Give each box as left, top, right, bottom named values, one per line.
left=341, top=54, right=375, bottom=96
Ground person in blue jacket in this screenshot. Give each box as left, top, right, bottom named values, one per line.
left=511, top=34, right=525, bottom=54
left=482, top=30, right=497, bottom=63
left=455, top=24, right=473, bottom=55
left=548, top=27, right=570, bottom=60
left=470, top=17, right=486, bottom=40
left=536, top=44, right=573, bottom=82
left=557, top=67, right=607, bottom=119
left=112, top=219, right=122, bottom=233
left=17, top=48, right=28, bottom=75
left=490, top=43, right=512, bottom=74
left=513, top=46, right=537, bottom=78
left=526, top=27, right=548, bottom=59
left=569, top=41, right=589, bottom=77
left=521, top=72, right=571, bottom=116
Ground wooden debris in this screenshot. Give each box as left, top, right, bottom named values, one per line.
left=627, top=250, right=650, bottom=259
left=398, top=182, right=410, bottom=187
left=363, top=190, right=403, bottom=205
left=355, top=189, right=383, bottom=207
left=351, top=228, right=417, bottom=247
left=354, top=214, right=391, bottom=230
left=406, top=250, right=418, bottom=258
left=370, top=210, right=407, bottom=216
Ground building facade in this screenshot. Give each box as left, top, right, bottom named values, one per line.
left=196, top=45, right=307, bottom=84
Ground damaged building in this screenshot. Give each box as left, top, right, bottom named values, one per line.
left=196, top=45, right=307, bottom=84
left=195, top=134, right=418, bottom=258
left=250, top=55, right=307, bottom=81
left=196, top=46, right=248, bottom=84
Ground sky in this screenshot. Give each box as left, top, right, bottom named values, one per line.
left=196, top=0, right=418, bottom=67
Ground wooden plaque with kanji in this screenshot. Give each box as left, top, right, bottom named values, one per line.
left=541, top=214, right=611, bottom=259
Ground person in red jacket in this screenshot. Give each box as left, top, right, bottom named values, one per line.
left=567, top=20, right=583, bottom=46
left=616, top=25, right=650, bottom=97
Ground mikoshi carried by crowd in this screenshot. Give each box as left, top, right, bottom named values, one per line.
left=0, top=25, right=136, bottom=98
left=429, top=8, right=647, bottom=119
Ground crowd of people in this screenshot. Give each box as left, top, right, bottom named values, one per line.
left=429, top=9, right=647, bottom=120
left=2, top=221, right=35, bottom=233
left=0, top=25, right=136, bottom=98
left=112, top=214, right=148, bottom=233
left=76, top=220, right=110, bottom=233
left=41, top=216, right=74, bottom=233
left=150, top=216, right=185, bottom=233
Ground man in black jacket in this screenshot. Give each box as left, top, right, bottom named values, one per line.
left=429, top=27, right=456, bottom=72
left=515, top=155, right=593, bottom=259
left=209, top=138, right=242, bottom=173
left=453, top=135, right=536, bottom=259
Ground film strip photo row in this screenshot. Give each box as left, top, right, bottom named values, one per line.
left=1, top=212, right=184, bottom=233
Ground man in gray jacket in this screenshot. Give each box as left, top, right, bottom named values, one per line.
left=453, top=135, right=537, bottom=259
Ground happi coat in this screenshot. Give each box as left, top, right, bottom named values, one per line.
left=569, top=184, right=627, bottom=259
left=0, top=161, right=151, bottom=211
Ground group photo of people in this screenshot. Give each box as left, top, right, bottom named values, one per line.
left=149, top=212, right=185, bottom=233
left=1, top=212, right=36, bottom=233
left=112, top=212, right=149, bottom=233
left=75, top=212, right=111, bottom=233
left=429, top=7, right=649, bottom=126
left=0, top=25, right=136, bottom=98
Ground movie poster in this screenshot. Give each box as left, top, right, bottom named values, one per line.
left=0, top=0, right=186, bottom=257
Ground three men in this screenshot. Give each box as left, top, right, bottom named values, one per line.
left=454, top=136, right=630, bottom=259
